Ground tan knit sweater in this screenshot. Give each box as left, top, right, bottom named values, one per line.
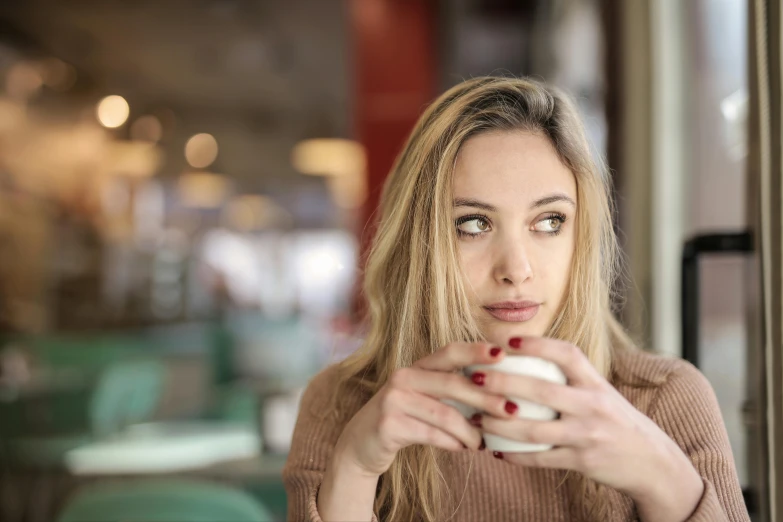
left=282, top=349, right=750, bottom=521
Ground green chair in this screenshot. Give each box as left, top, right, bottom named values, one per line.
left=7, top=358, right=165, bottom=468
left=57, top=479, right=275, bottom=522
left=28, top=334, right=138, bottom=372
left=90, top=358, right=166, bottom=437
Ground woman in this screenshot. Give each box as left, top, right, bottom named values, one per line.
left=282, top=77, right=749, bottom=522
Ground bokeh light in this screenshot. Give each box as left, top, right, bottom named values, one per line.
left=291, top=138, right=365, bottom=178
left=184, top=133, right=219, bottom=168
left=223, top=195, right=292, bottom=231
left=291, top=139, right=367, bottom=209
left=130, top=115, right=163, bottom=143
left=6, top=62, right=43, bottom=100
left=96, top=95, right=130, bottom=128
left=39, top=58, right=77, bottom=91
left=177, top=171, right=230, bottom=208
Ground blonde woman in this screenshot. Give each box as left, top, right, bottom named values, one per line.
left=282, top=77, right=749, bottom=522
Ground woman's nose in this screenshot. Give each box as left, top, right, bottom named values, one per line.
left=493, top=240, right=534, bottom=285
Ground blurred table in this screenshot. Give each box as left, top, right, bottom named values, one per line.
left=65, top=421, right=261, bottom=475
left=1, top=421, right=289, bottom=522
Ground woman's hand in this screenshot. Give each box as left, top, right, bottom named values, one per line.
left=473, top=337, right=705, bottom=522
left=334, top=342, right=517, bottom=478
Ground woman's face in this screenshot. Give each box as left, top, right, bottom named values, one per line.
left=453, top=130, right=577, bottom=345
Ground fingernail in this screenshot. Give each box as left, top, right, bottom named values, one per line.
left=489, top=346, right=502, bottom=357
left=492, top=451, right=504, bottom=459
left=470, top=413, right=482, bottom=428
left=509, top=337, right=523, bottom=349
left=471, top=372, right=485, bottom=386
left=479, top=438, right=486, bottom=450
left=504, top=401, right=518, bottom=414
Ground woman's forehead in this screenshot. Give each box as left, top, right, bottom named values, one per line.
left=452, top=130, right=576, bottom=208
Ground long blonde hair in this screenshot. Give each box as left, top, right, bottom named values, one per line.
left=331, top=77, right=634, bottom=521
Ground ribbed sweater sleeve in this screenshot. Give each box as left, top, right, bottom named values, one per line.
left=282, top=366, right=379, bottom=522
left=649, top=360, right=750, bottom=522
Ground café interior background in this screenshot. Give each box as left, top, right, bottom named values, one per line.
left=0, top=1, right=759, bottom=521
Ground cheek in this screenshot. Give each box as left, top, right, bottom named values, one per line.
left=543, top=237, right=576, bottom=300
left=458, top=243, right=488, bottom=287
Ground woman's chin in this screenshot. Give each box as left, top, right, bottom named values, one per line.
left=481, top=321, right=546, bottom=345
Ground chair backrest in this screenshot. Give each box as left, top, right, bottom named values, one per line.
left=90, top=359, right=165, bottom=437
left=57, top=479, right=274, bottom=522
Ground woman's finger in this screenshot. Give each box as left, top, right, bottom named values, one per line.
left=414, top=342, right=503, bottom=372
left=507, top=337, right=603, bottom=388
left=392, top=414, right=467, bottom=452
left=481, top=416, right=580, bottom=447
left=389, top=367, right=513, bottom=420
left=475, top=371, right=592, bottom=416
left=395, top=389, right=484, bottom=450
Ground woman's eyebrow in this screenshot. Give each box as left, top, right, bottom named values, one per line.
left=453, top=194, right=575, bottom=211
left=453, top=197, right=497, bottom=212
left=531, top=194, right=576, bottom=209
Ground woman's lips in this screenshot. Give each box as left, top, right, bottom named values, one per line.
left=483, top=304, right=540, bottom=322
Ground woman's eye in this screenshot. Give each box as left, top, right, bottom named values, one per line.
left=532, top=215, right=565, bottom=234
left=456, top=217, right=490, bottom=235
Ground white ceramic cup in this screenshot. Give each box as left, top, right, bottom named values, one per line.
left=457, top=355, right=567, bottom=453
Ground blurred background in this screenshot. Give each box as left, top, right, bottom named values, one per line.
left=0, top=0, right=778, bottom=521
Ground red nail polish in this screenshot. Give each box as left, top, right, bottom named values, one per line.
left=493, top=451, right=504, bottom=459
left=504, top=401, right=518, bottom=414
left=470, top=413, right=483, bottom=428
left=471, top=372, right=486, bottom=386
left=479, top=438, right=486, bottom=450
left=489, top=346, right=502, bottom=357
left=509, top=337, right=523, bottom=349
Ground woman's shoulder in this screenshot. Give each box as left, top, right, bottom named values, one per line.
left=301, top=364, right=342, bottom=402
left=612, top=347, right=702, bottom=387
left=298, top=362, right=372, bottom=421
left=611, top=348, right=715, bottom=417
left=283, top=364, right=373, bottom=489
